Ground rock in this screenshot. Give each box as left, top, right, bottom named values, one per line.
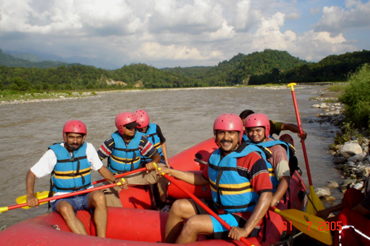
left=327, top=180, right=339, bottom=189
left=322, top=195, right=336, bottom=202
left=336, top=144, right=343, bottom=150
left=333, top=156, right=347, bottom=164
left=340, top=142, right=363, bottom=157
left=340, top=178, right=357, bottom=191
left=315, top=187, right=331, bottom=197
left=353, top=182, right=364, bottom=190
left=346, top=161, right=356, bottom=167
left=347, top=153, right=367, bottom=162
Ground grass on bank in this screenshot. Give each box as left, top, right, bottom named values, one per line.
left=333, top=63, right=370, bottom=145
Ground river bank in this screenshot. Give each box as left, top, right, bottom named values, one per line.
left=0, top=84, right=328, bottom=105
left=311, top=88, right=370, bottom=206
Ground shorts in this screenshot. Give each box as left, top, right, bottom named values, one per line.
left=193, top=199, right=260, bottom=239
left=50, top=193, right=93, bottom=214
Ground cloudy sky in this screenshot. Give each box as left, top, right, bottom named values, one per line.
left=1, top=0, right=369, bottom=69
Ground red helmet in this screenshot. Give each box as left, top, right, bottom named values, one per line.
left=213, top=113, right=243, bottom=144
left=244, top=113, right=270, bottom=138
left=115, top=112, right=137, bottom=135
left=135, top=109, right=150, bottom=129
left=63, top=120, right=87, bottom=142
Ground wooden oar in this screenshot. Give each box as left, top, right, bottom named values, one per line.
left=270, top=206, right=332, bottom=245
left=0, top=180, right=125, bottom=214
left=287, top=83, right=325, bottom=215
left=15, top=167, right=147, bottom=207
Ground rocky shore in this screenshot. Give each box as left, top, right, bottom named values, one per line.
left=311, top=92, right=370, bottom=203
left=0, top=92, right=98, bottom=105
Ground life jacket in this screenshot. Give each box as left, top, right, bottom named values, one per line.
left=140, top=123, right=163, bottom=162
left=245, top=139, right=296, bottom=191
left=207, top=143, right=265, bottom=213
left=108, top=131, right=144, bottom=173
left=49, top=142, right=92, bottom=193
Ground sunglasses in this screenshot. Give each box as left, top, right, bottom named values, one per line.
left=124, top=126, right=135, bottom=130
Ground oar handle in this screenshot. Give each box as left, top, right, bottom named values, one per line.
left=1, top=180, right=125, bottom=213
left=286, top=83, right=313, bottom=186
left=287, top=83, right=304, bottom=136
left=93, top=167, right=147, bottom=185
left=154, top=165, right=253, bottom=246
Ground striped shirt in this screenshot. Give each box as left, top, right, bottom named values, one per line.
left=97, top=133, right=157, bottom=161
left=202, top=151, right=273, bottom=195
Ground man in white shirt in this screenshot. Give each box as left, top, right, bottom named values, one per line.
left=26, top=120, right=126, bottom=237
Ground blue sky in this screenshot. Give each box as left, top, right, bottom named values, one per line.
left=0, top=0, right=369, bottom=69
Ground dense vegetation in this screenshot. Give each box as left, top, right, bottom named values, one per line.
left=1, top=48, right=370, bottom=97
left=339, top=63, right=370, bottom=130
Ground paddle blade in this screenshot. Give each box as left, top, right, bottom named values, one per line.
left=15, top=191, right=49, bottom=209
left=0, top=207, right=9, bottom=213
left=274, top=208, right=332, bottom=245
left=306, top=186, right=325, bottom=215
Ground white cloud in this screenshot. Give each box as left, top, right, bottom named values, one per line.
left=252, top=12, right=297, bottom=51
left=0, top=0, right=368, bottom=68
left=133, top=42, right=222, bottom=62
left=315, top=1, right=370, bottom=33
left=233, top=0, right=261, bottom=30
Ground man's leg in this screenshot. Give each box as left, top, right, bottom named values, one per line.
left=164, top=199, right=198, bottom=243
left=56, top=200, right=88, bottom=235
left=176, top=214, right=214, bottom=244
left=102, top=183, right=123, bottom=207
left=88, top=190, right=108, bottom=238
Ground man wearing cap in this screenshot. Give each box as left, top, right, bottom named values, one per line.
left=97, top=112, right=168, bottom=208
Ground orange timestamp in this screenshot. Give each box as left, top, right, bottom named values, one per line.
left=283, top=221, right=343, bottom=231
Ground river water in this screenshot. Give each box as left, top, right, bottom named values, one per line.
left=0, top=85, right=342, bottom=233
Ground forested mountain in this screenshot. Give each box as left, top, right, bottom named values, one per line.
left=228, top=49, right=308, bottom=84
left=0, top=48, right=369, bottom=92
left=278, top=50, right=370, bottom=84
left=110, top=63, right=200, bottom=88
left=0, top=64, right=110, bottom=91
left=164, top=50, right=308, bottom=86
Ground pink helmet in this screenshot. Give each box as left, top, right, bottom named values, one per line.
left=115, top=112, right=137, bottom=135
left=213, top=113, right=243, bottom=144
left=244, top=113, right=270, bottom=138
left=63, top=120, right=87, bottom=142
left=135, top=109, right=150, bottom=129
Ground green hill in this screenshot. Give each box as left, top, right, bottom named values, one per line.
left=164, top=50, right=308, bottom=86
left=281, top=49, right=370, bottom=83
left=1, top=48, right=370, bottom=93
left=0, top=49, right=66, bottom=68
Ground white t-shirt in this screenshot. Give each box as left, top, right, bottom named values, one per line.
left=31, top=142, right=103, bottom=179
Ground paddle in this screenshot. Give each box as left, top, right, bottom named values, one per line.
left=15, top=167, right=147, bottom=207
left=287, top=83, right=325, bottom=215
left=153, top=164, right=253, bottom=246
left=0, top=180, right=125, bottom=214
left=162, top=169, right=332, bottom=245
left=270, top=206, right=332, bottom=245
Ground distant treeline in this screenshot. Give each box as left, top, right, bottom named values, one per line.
left=0, top=48, right=370, bottom=93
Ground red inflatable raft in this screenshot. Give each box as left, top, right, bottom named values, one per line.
left=0, top=138, right=307, bottom=246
